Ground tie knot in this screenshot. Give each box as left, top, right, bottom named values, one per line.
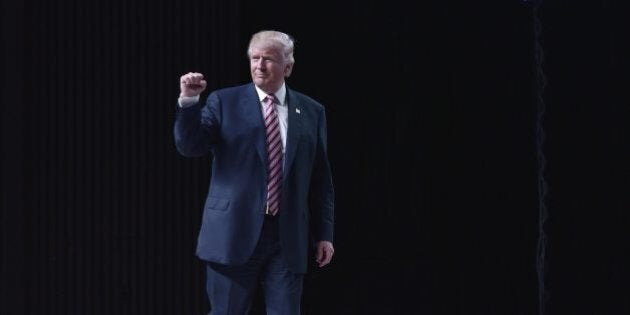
left=265, top=94, right=276, bottom=105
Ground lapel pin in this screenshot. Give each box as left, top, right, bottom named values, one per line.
left=296, top=108, right=301, bottom=114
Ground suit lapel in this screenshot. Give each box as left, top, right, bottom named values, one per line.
left=240, top=84, right=268, bottom=167
left=284, top=88, right=302, bottom=176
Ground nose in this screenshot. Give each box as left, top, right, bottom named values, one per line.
left=255, top=59, right=267, bottom=70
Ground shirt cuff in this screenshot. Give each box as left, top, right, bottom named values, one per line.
left=178, top=95, right=200, bottom=108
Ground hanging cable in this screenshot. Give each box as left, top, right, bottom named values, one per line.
left=525, top=1, right=549, bottom=314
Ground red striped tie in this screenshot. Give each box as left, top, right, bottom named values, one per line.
left=264, top=94, right=282, bottom=216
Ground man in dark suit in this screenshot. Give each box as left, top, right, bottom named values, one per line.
left=174, top=30, right=335, bottom=315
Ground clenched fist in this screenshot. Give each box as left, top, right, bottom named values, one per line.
left=180, top=72, right=207, bottom=97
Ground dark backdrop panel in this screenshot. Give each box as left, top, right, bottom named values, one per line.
left=1, top=1, right=243, bottom=314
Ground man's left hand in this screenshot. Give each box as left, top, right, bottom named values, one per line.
left=315, top=241, right=334, bottom=267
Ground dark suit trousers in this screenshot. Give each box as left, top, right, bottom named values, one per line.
left=205, top=216, right=304, bottom=315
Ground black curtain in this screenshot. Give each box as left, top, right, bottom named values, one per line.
left=2, top=0, right=627, bottom=314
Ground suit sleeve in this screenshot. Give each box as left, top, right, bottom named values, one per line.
left=173, top=92, right=221, bottom=157
left=309, top=105, right=335, bottom=242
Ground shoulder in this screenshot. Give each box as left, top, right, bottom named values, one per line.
left=288, top=88, right=325, bottom=111
left=213, top=83, right=255, bottom=97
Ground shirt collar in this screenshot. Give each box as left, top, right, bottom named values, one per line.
left=255, top=83, right=286, bottom=106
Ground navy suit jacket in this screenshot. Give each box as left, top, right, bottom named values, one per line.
left=174, top=83, right=334, bottom=273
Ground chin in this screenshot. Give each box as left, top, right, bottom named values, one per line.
left=253, top=78, right=265, bottom=86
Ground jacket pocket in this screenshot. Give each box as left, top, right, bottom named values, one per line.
left=206, top=197, right=230, bottom=212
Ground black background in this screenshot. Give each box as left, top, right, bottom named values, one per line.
left=2, top=0, right=628, bottom=314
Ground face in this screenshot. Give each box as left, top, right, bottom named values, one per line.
left=249, top=44, right=293, bottom=94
